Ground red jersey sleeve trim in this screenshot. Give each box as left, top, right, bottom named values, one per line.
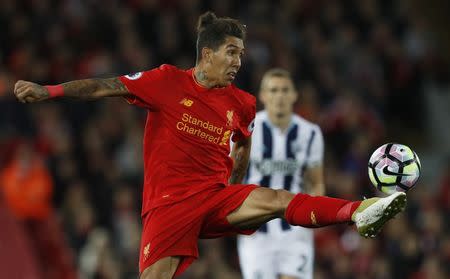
left=119, top=75, right=152, bottom=108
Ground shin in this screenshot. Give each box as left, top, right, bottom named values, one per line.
left=285, top=193, right=361, bottom=227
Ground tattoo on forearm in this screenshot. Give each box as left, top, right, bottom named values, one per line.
left=61, top=80, right=96, bottom=99
left=229, top=148, right=250, bottom=184
left=61, top=77, right=127, bottom=99
left=97, top=78, right=127, bottom=91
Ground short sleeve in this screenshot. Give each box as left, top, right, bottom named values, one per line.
left=306, top=126, right=324, bottom=168
left=119, top=64, right=171, bottom=110
left=232, top=94, right=256, bottom=142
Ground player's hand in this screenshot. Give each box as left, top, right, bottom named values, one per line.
left=14, top=80, right=50, bottom=103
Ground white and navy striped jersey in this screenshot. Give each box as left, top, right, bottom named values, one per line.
left=245, top=110, right=324, bottom=235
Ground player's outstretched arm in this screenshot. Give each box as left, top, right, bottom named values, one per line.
left=229, top=137, right=251, bottom=184
left=14, top=78, right=130, bottom=103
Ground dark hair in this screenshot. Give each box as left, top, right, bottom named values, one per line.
left=196, top=11, right=246, bottom=63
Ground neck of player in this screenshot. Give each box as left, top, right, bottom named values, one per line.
left=194, top=66, right=220, bottom=89
left=268, top=112, right=292, bottom=132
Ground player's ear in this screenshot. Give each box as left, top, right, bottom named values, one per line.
left=201, top=47, right=213, bottom=63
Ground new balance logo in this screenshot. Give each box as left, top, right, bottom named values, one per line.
left=180, top=98, right=194, bottom=107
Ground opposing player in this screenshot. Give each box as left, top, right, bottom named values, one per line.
left=238, top=69, right=324, bottom=279
left=14, top=12, right=407, bottom=279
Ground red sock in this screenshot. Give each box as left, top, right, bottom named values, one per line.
left=285, top=193, right=361, bottom=228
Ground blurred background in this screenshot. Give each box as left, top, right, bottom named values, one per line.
left=0, top=0, right=449, bottom=278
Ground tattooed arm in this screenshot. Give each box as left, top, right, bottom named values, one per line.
left=14, top=78, right=130, bottom=103
left=229, top=137, right=252, bottom=185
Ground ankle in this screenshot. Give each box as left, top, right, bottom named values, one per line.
left=337, top=201, right=361, bottom=223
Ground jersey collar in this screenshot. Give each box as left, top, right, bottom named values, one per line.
left=263, top=110, right=296, bottom=134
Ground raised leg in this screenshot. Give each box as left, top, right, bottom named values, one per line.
left=140, top=256, right=180, bottom=279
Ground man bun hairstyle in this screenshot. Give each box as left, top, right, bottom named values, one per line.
left=197, top=11, right=217, bottom=32
left=196, top=11, right=246, bottom=63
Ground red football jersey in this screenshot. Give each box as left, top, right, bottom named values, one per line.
left=119, top=64, right=256, bottom=214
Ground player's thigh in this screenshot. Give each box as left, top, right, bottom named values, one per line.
left=140, top=256, right=181, bottom=279
left=227, top=187, right=295, bottom=229
left=237, top=236, right=277, bottom=279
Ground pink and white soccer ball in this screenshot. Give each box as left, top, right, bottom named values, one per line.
left=368, top=143, right=421, bottom=194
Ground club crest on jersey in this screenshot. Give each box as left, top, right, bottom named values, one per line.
left=143, top=242, right=151, bottom=262
left=311, top=211, right=317, bottom=226
left=226, top=110, right=234, bottom=127
left=125, top=72, right=143, bottom=80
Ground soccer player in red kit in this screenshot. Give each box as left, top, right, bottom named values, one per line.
left=14, top=11, right=407, bottom=279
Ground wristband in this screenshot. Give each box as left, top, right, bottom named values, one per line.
left=44, top=85, right=64, bottom=98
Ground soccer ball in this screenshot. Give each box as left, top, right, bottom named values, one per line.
left=368, top=143, right=421, bottom=194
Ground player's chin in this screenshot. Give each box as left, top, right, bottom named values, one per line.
left=219, top=79, right=233, bottom=87
left=225, top=75, right=236, bottom=84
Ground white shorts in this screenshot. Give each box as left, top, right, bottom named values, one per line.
left=238, top=224, right=314, bottom=279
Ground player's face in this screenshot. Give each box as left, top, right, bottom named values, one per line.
left=260, top=76, right=298, bottom=118
left=208, top=36, right=244, bottom=87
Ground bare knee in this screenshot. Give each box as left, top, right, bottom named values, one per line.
left=226, top=187, right=296, bottom=229
left=272, top=189, right=295, bottom=216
